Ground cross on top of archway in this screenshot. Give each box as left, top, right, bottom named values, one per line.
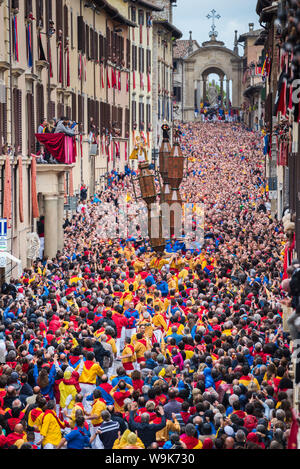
left=206, top=9, right=221, bottom=39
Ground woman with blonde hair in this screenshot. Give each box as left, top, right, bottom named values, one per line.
left=112, top=429, right=144, bottom=449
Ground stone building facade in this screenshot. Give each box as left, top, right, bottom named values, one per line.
left=0, top=0, right=134, bottom=272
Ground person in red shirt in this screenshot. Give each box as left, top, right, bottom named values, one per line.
left=111, top=308, right=128, bottom=355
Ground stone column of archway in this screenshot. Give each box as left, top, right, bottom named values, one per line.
left=220, top=75, right=224, bottom=108
left=183, top=59, right=196, bottom=121
left=203, top=77, right=207, bottom=103
left=226, top=79, right=230, bottom=110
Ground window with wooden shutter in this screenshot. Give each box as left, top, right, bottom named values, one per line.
left=27, top=93, right=35, bottom=155
left=66, top=105, right=71, bottom=120
left=0, top=87, right=7, bottom=154
left=132, top=100, right=136, bottom=129
left=13, top=89, right=22, bottom=154
left=36, top=83, right=44, bottom=130
left=119, top=35, right=123, bottom=66
left=111, top=30, right=115, bottom=63
left=118, top=107, right=123, bottom=137
left=125, top=108, right=129, bottom=139
left=95, top=101, right=99, bottom=133
left=99, top=34, right=104, bottom=63
left=78, top=17, right=85, bottom=53
left=89, top=27, right=94, bottom=60
left=126, top=39, right=130, bottom=69
left=131, top=7, right=136, bottom=23
left=138, top=10, right=144, bottom=26
left=104, top=36, right=107, bottom=63
left=71, top=92, right=76, bottom=121
left=64, top=5, right=69, bottom=45
left=47, top=100, right=55, bottom=120
left=56, top=0, right=63, bottom=41
left=36, top=0, right=44, bottom=28
left=95, top=31, right=99, bottom=62
left=78, top=94, right=83, bottom=128
left=57, top=102, right=65, bottom=120
left=139, top=47, right=144, bottom=73
left=147, top=49, right=151, bottom=73
left=25, top=0, right=33, bottom=18
left=106, top=27, right=111, bottom=60
left=70, top=9, right=74, bottom=49
left=139, top=102, right=144, bottom=131
left=46, top=0, right=52, bottom=20
left=86, top=24, right=90, bottom=59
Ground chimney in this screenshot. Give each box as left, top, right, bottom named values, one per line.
left=249, top=23, right=254, bottom=32
left=188, top=31, right=193, bottom=55
left=234, top=30, right=238, bottom=54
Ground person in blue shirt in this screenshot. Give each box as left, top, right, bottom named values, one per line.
left=57, top=414, right=91, bottom=449
left=155, top=273, right=169, bottom=298
left=164, top=326, right=183, bottom=346
left=124, top=303, right=139, bottom=337
left=146, top=298, right=155, bottom=317
left=111, top=369, right=133, bottom=387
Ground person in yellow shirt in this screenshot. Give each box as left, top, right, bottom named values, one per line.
left=86, top=388, right=107, bottom=449
left=123, top=242, right=135, bottom=260
left=39, top=400, right=66, bottom=449
left=58, top=369, right=78, bottom=415
left=133, top=254, right=146, bottom=273
left=76, top=352, right=104, bottom=411
left=27, top=395, right=46, bottom=446
left=68, top=394, right=87, bottom=429
left=170, top=253, right=185, bottom=272
left=166, top=273, right=177, bottom=291
left=124, top=272, right=139, bottom=291
left=149, top=253, right=170, bottom=271
left=133, top=331, right=150, bottom=368
left=113, top=429, right=145, bottom=449
left=119, top=337, right=136, bottom=372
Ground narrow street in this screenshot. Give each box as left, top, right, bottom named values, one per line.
left=0, top=0, right=298, bottom=455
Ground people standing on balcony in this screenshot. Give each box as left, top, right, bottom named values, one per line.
left=55, top=117, right=77, bottom=137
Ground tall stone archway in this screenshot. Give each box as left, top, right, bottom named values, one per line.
left=183, top=39, right=243, bottom=121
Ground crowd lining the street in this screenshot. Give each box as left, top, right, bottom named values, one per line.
left=0, top=122, right=296, bottom=450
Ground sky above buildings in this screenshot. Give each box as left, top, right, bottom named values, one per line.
left=173, top=0, right=260, bottom=55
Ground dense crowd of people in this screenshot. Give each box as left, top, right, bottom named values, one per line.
left=0, top=122, right=297, bottom=450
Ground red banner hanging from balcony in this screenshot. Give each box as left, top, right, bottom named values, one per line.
left=35, top=134, right=77, bottom=164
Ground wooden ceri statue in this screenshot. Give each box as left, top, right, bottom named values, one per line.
left=129, top=135, right=148, bottom=163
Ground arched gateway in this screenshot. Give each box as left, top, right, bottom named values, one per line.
left=182, top=36, right=243, bottom=121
